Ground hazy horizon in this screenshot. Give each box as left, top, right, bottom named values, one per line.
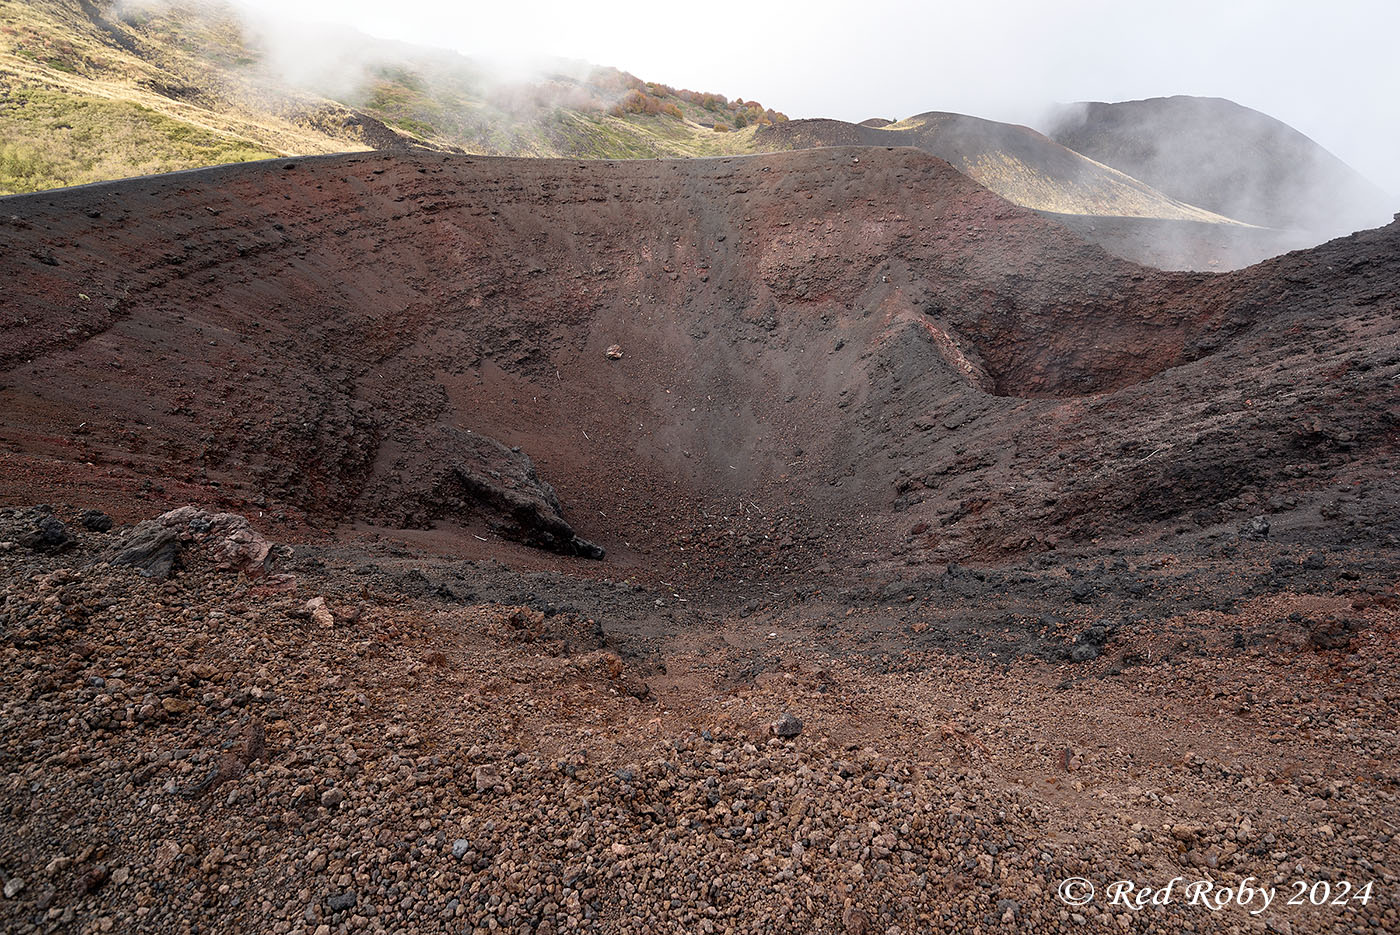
left=228, top=0, right=1400, bottom=198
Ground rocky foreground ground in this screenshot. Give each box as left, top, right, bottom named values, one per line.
left=1, top=505, right=1396, bottom=934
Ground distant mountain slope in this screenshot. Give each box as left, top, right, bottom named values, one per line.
left=1044, top=96, right=1392, bottom=236
left=755, top=112, right=1242, bottom=224
left=6, top=1, right=1392, bottom=276
left=0, top=0, right=783, bottom=194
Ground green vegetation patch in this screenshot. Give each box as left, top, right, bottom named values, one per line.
left=0, top=84, right=274, bottom=194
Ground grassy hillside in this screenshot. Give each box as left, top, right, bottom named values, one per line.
left=334, top=54, right=788, bottom=158
left=0, top=84, right=274, bottom=191
left=0, top=0, right=785, bottom=194
left=1, top=0, right=1297, bottom=233
left=0, top=0, right=357, bottom=193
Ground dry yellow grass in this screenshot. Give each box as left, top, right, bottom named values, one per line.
left=964, top=151, right=1242, bottom=222
left=0, top=0, right=400, bottom=193
left=0, top=84, right=277, bottom=194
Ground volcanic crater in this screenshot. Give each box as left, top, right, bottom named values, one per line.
left=6, top=146, right=1394, bottom=584
left=2, top=144, right=1400, bottom=935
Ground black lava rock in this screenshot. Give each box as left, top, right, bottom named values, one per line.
left=80, top=509, right=114, bottom=532
left=1068, top=624, right=1109, bottom=662
left=20, top=516, right=72, bottom=553
left=326, top=892, right=357, bottom=913
left=108, top=526, right=184, bottom=579
left=1078, top=625, right=1108, bottom=646
left=1239, top=516, right=1271, bottom=540
left=770, top=713, right=804, bottom=738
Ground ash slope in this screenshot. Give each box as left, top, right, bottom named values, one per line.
left=1046, top=96, right=1394, bottom=237
left=753, top=111, right=1312, bottom=270
left=756, top=112, right=1233, bottom=223
left=0, top=147, right=1397, bottom=592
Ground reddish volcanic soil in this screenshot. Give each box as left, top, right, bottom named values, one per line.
left=1, top=147, right=1396, bottom=582
left=1, top=148, right=1398, bottom=934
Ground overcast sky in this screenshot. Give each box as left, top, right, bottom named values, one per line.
left=235, top=0, right=1400, bottom=194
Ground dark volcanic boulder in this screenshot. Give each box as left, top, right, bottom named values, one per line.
left=413, top=430, right=605, bottom=560
left=20, top=515, right=72, bottom=553
left=453, top=462, right=606, bottom=560
left=104, top=506, right=273, bottom=579
left=1239, top=516, right=1271, bottom=541
left=80, top=510, right=114, bottom=532
left=1069, top=624, right=1110, bottom=662
left=770, top=713, right=804, bottom=738
left=1306, top=616, right=1358, bottom=651
left=107, top=524, right=183, bottom=579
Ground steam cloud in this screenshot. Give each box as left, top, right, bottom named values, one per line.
left=1041, top=97, right=1395, bottom=240
left=113, top=0, right=631, bottom=126
left=110, top=0, right=1400, bottom=261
